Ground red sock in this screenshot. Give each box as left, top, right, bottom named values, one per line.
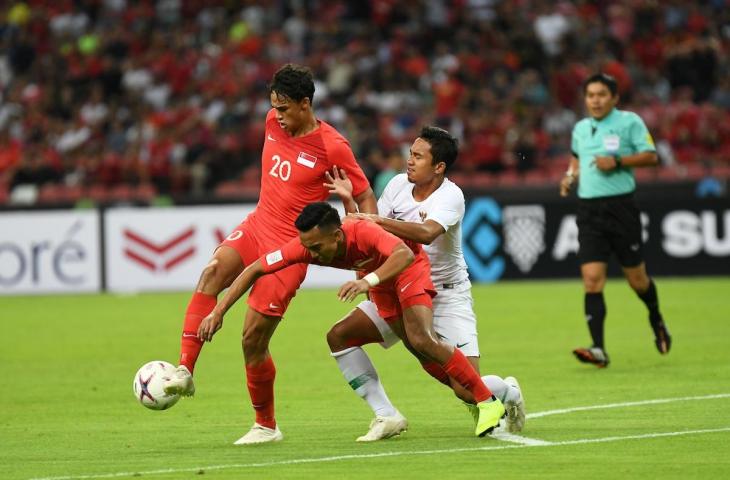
left=421, top=361, right=451, bottom=386
left=442, top=349, right=493, bottom=403
left=246, top=356, right=277, bottom=429
left=179, top=292, right=217, bottom=374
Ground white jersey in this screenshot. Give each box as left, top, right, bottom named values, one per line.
left=377, top=173, right=469, bottom=287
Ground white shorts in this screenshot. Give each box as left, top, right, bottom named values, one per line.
left=357, top=280, right=480, bottom=357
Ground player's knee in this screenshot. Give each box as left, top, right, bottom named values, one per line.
left=583, top=275, right=604, bottom=292
left=628, top=275, right=649, bottom=293
left=241, top=326, right=267, bottom=356
left=326, top=323, right=347, bottom=351
left=197, top=259, right=222, bottom=291
left=407, top=331, right=437, bottom=356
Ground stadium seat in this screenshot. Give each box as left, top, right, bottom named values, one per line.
left=657, top=167, right=681, bottom=182
left=497, top=170, right=520, bottom=187
left=135, top=183, right=157, bottom=202
left=710, top=165, right=730, bottom=179
left=633, top=168, right=655, bottom=182
left=214, top=180, right=242, bottom=198
left=86, top=184, right=110, bottom=203
left=37, top=184, right=65, bottom=204
left=110, top=184, right=134, bottom=202
left=61, top=185, right=84, bottom=203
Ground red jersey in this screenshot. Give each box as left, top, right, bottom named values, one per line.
left=260, top=220, right=426, bottom=285
left=246, top=109, right=370, bottom=243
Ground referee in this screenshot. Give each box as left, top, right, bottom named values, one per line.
left=560, top=73, right=671, bottom=368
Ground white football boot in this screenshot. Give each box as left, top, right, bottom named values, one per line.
left=162, top=365, right=195, bottom=397
left=503, top=376, right=526, bottom=433
left=234, top=423, right=284, bottom=445
left=356, top=411, right=408, bottom=442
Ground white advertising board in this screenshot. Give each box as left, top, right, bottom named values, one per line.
left=0, top=210, right=101, bottom=294
left=104, top=204, right=353, bottom=293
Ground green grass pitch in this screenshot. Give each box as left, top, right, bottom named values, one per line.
left=2, top=277, right=730, bottom=479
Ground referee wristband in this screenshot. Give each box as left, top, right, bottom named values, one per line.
left=613, top=154, right=622, bottom=168
left=363, top=272, right=380, bottom=287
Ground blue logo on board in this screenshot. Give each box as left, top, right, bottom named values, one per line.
left=462, top=198, right=504, bottom=282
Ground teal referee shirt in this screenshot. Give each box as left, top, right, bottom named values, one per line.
left=571, top=108, right=656, bottom=199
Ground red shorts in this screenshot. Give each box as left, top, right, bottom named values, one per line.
left=219, top=220, right=307, bottom=317
left=369, top=253, right=436, bottom=320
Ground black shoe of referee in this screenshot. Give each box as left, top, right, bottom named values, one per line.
left=652, top=321, right=672, bottom=355
left=572, top=346, right=610, bottom=368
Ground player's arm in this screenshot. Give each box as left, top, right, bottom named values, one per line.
left=338, top=242, right=415, bottom=302
left=197, top=260, right=266, bottom=342
left=560, top=155, right=579, bottom=197
left=595, top=115, right=659, bottom=171
left=594, top=151, right=658, bottom=171
left=350, top=215, right=445, bottom=245
left=354, top=187, right=377, bottom=214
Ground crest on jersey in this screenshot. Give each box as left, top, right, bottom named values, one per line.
left=419, top=211, right=428, bottom=222
left=296, top=152, right=317, bottom=168
left=503, top=205, right=546, bottom=273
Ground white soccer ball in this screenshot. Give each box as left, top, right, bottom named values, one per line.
left=132, top=361, right=180, bottom=410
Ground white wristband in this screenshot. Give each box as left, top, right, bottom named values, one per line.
left=363, top=272, right=380, bottom=287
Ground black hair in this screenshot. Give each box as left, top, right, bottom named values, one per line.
left=583, top=73, right=618, bottom=96
left=418, top=125, right=458, bottom=171
left=269, top=64, right=315, bottom=104
left=295, top=202, right=341, bottom=232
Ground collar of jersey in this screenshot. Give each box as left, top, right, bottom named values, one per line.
left=590, top=107, right=618, bottom=129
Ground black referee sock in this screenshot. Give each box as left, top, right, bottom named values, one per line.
left=637, top=279, right=664, bottom=327
left=585, top=292, right=606, bottom=350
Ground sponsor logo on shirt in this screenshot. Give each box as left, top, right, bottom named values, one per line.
left=266, top=250, right=283, bottom=265
left=296, top=152, right=317, bottom=168
left=419, top=211, right=428, bottom=222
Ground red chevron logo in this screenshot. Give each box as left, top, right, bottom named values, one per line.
left=123, top=227, right=196, bottom=272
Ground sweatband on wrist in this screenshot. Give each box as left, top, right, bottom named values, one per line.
left=363, top=272, right=380, bottom=287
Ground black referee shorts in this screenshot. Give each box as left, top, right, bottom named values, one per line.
left=576, top=192, right=644, bottom=267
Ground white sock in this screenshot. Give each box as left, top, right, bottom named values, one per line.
left=332, top=346, right=398, bottom=417
left=482, top=375, right=520, bottom=404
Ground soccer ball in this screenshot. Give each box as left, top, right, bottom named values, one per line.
left=133, top=361, right=180, bottom=410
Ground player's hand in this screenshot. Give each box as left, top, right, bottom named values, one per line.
left=593, top=156, right=618, bottom=172
left=337, top=279, right=370, bottom=302
left=198, top=310, right=224, bottom=342
left=559, top=174, right=575, bottom=197
left=346, top=212, right=380, bottom=223
left=324, top=167, right=353, bottom=202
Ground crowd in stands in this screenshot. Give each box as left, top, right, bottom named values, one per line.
left=0, top=0, right=728, bottom=205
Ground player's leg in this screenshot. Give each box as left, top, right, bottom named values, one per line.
left=400, top=303, right=504, bottom=436
left=427, top=286, right=481, bottom=403
left=622, top=262, right=671, bottom=354
left=573, top=201, right=612, bottom=367
left=234, top=307, right=283, bottom=445
left=165, top=245, right=244, bottom=396
left=235, top=263, right=307, bottom=445
left=612, top=199, right=671, bottom=355
left=326, top=303, right=407, bottom=442
left=572, top=261, right=610, bottom=367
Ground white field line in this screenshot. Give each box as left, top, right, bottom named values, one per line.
left=27, top=393, right=730, bottom=480
left=526, top=393, right=730, bottom=419
left=491, top=431, right=553, bottom=445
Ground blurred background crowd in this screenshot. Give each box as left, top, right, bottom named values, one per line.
left=0, top=0, right=728, bottom=205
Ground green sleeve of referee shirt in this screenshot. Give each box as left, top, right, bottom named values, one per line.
left=628, top=113, right=656, bottom=154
